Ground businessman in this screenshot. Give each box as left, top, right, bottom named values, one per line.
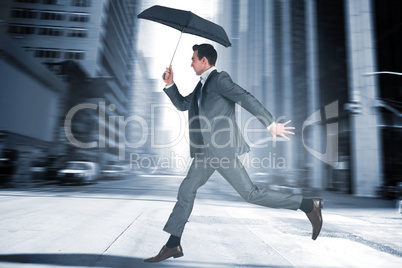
left=143, top=44, right=323, bottom=263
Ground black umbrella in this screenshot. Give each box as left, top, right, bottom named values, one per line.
left=137, top=5, right=231, bottom=67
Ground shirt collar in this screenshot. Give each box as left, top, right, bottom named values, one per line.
left=200, top=66, right=216, bottom=84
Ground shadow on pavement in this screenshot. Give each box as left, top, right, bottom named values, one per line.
left=0, top=254, right=152, bottom=267
left=0, top=253, right=294, bottom=268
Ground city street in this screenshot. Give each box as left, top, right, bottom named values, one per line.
left=0, top=173, right=401, bottom=267
left=1, top=1, right=401, bottom=268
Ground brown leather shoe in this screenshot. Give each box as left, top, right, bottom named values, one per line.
left=143, top=245, right=183, bottom=263
left=306, top=198, right=323, bottom=240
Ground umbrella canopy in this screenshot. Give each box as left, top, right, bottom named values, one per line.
left=137, top=5, right=232, bottom=48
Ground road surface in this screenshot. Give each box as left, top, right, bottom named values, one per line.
left=0, top=172, right=401, bottom=267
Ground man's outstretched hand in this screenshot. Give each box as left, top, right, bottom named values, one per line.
left=163, top=65, right=174, bottom=86
left=269, top=120, right=295, bottom=142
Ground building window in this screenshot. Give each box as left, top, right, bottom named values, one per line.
left=13, top=0, right=41, bottom=3
left=40, top=11, right=65, bottom=20
left=11, top=8, right=38, bottom=19
left=38, top=26, right=64, bottom=36
left=8, top=24, right=36, bottom=34
left=69, top=13, right=90, bottom=22
left=72, top=0, right=90, bottom=7
left=67, top=28, right=88, bottom=37
left=42, top=0, right=58, bottom=4
left=34, top=49, right=62, bottom=58
left=65, top=51, right=85, bottom=60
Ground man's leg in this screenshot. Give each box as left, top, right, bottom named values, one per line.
left=216, top=155, right=323, bottom=240
left=163, top=155, right=215, bottom=237
left=143, top=154, right=215, bottom=263
left=216, top=156, right=302, bottom=209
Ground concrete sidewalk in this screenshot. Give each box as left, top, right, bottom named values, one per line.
left=0, top=175, right=401, bottom=267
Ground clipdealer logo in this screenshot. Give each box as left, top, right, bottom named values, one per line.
left=63, top=101, right=277, bottom=160
left=64, top=101, right=339, bottom=167
left=302, top=101, right=339, bottom=167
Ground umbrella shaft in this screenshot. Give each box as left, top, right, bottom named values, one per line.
left=169, top=30, right=183, bottom=66
left=163, top=30, right=183, bottom=80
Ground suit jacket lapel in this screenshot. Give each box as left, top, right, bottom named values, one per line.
left=200, top=70, right=218, bottom=106
left=191, top=81, right=202, bottom=115
left=202, top=70, right=217, bottom=91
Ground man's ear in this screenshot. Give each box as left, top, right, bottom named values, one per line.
left=202, top=57, right=209, bottom=65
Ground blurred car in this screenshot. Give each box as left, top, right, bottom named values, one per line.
left=30, top=160, right=46, bottom=180
left=57, top=161, right=99, bottom=184
left=0, top=149, right=18, bottom=184
left=31, top=156, right=60, bottom=181
left=101, top=165, right=128, bottom=179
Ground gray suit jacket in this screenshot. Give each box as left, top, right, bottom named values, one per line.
left=164, top=70, right=275, bottom=158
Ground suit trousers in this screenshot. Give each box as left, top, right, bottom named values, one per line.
left=163, top=150, right=303, bottom=237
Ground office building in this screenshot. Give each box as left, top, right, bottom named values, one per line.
left=217, top=0, right=401, bottom=197
left=0, top=0, right=138, bottom=180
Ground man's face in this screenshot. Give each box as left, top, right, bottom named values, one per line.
left=191, top=50, right=207, bottom=75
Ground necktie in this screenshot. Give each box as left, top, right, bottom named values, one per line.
left=197, top=77, right=205, bottom=107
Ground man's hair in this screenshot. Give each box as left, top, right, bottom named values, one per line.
left=192, top=44, right=217, bottom=66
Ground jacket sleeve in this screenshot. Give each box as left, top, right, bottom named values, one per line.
left=163, top=84, right=194, bottom=111
left=216, top=71, right=275, bottom=128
